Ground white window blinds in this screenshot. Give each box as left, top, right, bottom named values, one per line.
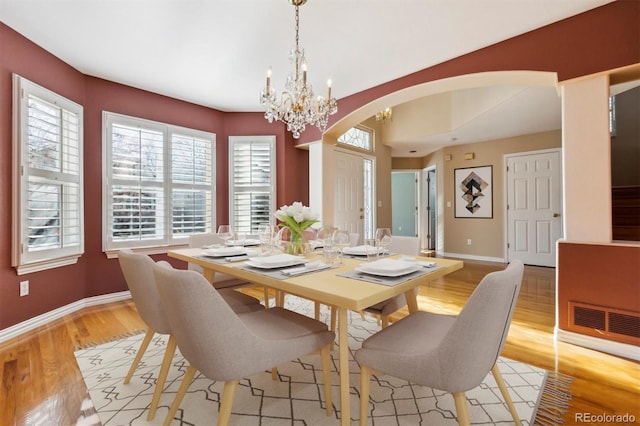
left=13, top=75, right=84, bottom=273
left=229, top=136, right=276, bottom=234
left=171, top=133, right=214, bottom=236
left=103, top=112, right=215, bottom=251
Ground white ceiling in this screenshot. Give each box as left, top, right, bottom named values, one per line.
left=0, top=0, right=614, bottom=154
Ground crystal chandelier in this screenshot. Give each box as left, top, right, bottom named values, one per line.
left=260, top=0, right=337, bottom=139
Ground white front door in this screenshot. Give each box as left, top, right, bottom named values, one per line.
left=506, top=149, right=563, bottom=267
left=334, top=150, right=364, bottom=238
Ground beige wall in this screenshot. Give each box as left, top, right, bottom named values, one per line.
left=393, top=130, right=561, bottom=259
left=562, top=75, right=613, bottom=243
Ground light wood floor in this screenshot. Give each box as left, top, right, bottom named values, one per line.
left=1, top=260, right=638, bottom=425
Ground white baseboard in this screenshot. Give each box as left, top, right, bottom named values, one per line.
left=556, top=328, right=640, bottom=361
left=0, top=291, right=132, bottom=344
left=442, top=252, right=505, bottom=263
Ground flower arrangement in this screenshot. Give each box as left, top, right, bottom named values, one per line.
left=274, top=202, right=319, bottom=254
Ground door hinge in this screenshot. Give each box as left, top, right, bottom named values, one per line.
left=507, top=243, right=510, bottom=248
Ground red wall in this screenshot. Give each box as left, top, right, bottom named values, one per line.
left=1, top=0, right=639, bottom=331
left=558, top=242, right=640, bottom=344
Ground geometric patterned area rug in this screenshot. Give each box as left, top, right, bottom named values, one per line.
left=75, top=296, right=571, bottom=425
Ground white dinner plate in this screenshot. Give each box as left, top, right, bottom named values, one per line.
left=203, top=247, right=247, bottom=257
left=246, top=254, right=306, bottom=269
left=225, top=239, right=261, bottom=246
left=342, top=245, right=388, bottom=256
left=355, top=259, right=421, bottom=277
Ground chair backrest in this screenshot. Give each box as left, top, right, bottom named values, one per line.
left=349, top=233, right=360, bottom=246
left=388, top=235, right=420, bottom=255
left=438, top=260, right=524, bottom=392
left=118, top=249, right=171, bottom=334
left=188, top=233, right=223, bottom=272
left=153, top=264, right=260, bottom=381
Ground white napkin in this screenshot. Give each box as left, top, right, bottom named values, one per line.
left=400, top=256, right=436, bottom=268
left=282, top=261, right=330, bottom=276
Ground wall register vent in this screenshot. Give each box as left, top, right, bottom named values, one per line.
left=570, top=302, right=640, bottom=346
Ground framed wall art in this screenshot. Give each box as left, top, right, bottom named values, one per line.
left=454, top=165, right=493, bottom=218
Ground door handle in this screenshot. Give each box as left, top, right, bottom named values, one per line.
left=359, top=215, right=364, bottom=220
left=553, top=213, right=560, bottom=218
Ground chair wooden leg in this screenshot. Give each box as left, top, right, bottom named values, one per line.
left=452, top=392, right=470, bottom=426
left=263, top=287, right=270, bottom=308
left=359, top=365, right=371, bottom=426
left=330, top=306, right=337, bottom=350
left=492, top=364, right=522, bottom=425
left=218, top=380, right=239, bottom=426
left=381, top=315, right=389, bottom=329
left=147, top=335, right=177, bottom=420
left=330, top=307, right=337, bottom=332
left=320, top=344, right=333, bottom=416
left=124, top=328, right=154, bottom=384
left=163, top=364, right=197, bottom=426
left=271, top=367, right=278, bottom=380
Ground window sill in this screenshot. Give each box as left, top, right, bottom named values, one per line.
left=16, top=255, right=81, bottom=275
left=104, top=244, right=189, bottom=259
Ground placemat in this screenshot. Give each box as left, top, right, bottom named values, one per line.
left=338, top=265, right=443, bottom=286
left=236, top=263, right=340, bottom=280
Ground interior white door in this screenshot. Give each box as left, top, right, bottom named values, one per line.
left=506, top=149, right=562, bottom=267
left=334, top=151, right=364, bottom=237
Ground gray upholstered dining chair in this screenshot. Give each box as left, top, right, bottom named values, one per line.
left=364, top=235, right=421, bottom=328
left=355, top=260, right=525, bottom=426
left=153, top=264, right=335, bottom=426
left=117, top=249, right=262, bottom=421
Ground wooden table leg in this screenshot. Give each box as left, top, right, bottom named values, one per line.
left=338, top=307, right=350, bottom=426
left=405, top=287, right=419, bottom=313
left=203, top=269, right=215, bottom=283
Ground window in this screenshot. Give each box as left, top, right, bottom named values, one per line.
left=609, top=95, right=617, bottom=137
left=103, top=112, right=215, bottom=252
left=337, top=126, right=373, bottom=151
left=12, top=75, right=84, bottom=274
left=228, top=136, right=276, bottom=235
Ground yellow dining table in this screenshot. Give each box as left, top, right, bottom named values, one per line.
left=168, top=247, right=463, bottom=425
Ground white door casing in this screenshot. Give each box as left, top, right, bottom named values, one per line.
left=506, top=149, right=563, bottom=267
left=334, top=150, right=364, bottom=237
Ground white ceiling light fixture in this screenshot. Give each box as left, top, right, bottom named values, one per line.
left=259, top=0, right=338, bottom=139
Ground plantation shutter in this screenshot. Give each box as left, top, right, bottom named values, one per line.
left=27, top=95, right=82, bottom=250
left=229, top=136, right=276, bottom=234
left=171, top=133, right=214, bottom=236
left=109, top=122, right=165, bottom=243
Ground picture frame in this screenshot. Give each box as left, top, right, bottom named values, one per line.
left=454, top=165, right=493, bottom=218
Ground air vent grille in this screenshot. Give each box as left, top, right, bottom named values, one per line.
left=569, top=302, right=640, bottom=346
left=609, top=312, right=640, bottom=339
left=574, top=306, right=606, bottom=330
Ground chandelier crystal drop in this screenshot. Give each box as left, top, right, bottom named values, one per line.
left=260, top=0, right=337, bottom=139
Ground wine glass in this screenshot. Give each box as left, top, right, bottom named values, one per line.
left=217, top=225, right=235, bottom=246
left=375, top=228, right=392, bottom=256
left=332, top=229, right=351, bottom=264
left=258, top=224, right=276, bottom=254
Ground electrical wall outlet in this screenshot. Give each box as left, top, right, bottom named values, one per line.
left=20, top=280, right=29, bottom=297
left=467, top=239, right=472, bottom=246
